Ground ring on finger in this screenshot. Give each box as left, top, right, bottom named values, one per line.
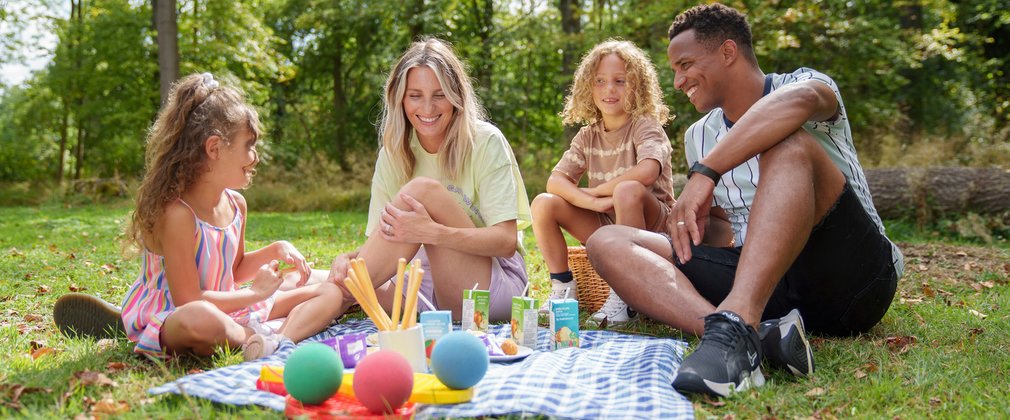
left=676, top=220, right=686, bottom=227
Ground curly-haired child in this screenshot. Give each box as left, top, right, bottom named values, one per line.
left=531, top=40, right=675, bottom=328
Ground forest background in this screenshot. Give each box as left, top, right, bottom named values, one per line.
left=1, top=0, right=1008, bottom=209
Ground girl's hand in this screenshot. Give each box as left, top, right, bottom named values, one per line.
left=379, top=193, right=441, bottom=244
left=275, top=241, right=311, bottom=287
left=326, top=251, right=359, bottom=305
left=251, top=260, right=283, bottom=299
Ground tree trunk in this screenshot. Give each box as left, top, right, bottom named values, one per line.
left=155, top=0, right=179, bottom=104
left=559, top=0, right=581, bottom=142
left=408, top=0, right=425, bottom=41
left=865, top=167, right=1010, bottom=219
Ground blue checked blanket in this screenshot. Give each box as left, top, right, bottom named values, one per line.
left=149, top=319, right=692, bottom=419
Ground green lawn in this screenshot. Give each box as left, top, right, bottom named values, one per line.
left=1, top=203, right=1008, bottom=418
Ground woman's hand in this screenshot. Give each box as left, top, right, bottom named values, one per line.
left=379, top=193, right=443, bottom=245
left=274, top=240, right=311, bottom=286
left=250, top=260, right=283, bottom=299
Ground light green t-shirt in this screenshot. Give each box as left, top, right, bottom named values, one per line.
left=366, top=120, right=532, bottom=251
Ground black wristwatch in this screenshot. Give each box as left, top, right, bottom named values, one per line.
left=688, top=161, right=721, bottom=184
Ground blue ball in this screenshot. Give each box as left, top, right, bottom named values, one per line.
left=430, top=331, right=489, bottom=389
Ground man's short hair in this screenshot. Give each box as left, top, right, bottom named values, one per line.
left=668, top=3, right=755, bottom=63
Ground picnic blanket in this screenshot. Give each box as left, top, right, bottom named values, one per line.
left=149, top=319, right=692, bottom=419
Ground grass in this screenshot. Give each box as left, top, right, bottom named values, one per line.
left=1, top=202, right=1008, bottom=418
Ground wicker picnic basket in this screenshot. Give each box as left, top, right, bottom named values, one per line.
left=567, top=246, right=610, bottom=313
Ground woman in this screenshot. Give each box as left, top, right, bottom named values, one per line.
left=328, top=38, right=531, bottom=322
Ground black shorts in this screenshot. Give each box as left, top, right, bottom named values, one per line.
left=672, top=183, right=898, bottom=336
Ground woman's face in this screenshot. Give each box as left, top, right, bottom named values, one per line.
left=402, top=66, right=455, bottom=147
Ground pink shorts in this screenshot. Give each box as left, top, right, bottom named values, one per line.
left=400, top=246, right=527, bottom=321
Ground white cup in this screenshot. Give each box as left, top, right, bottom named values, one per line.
left=377, top=325, right=428, bottom=373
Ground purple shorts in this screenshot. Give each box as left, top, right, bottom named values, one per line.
left=400, top=246, right=527, bottom=321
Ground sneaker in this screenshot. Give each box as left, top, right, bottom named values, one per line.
left=672, top=311, right=765, bottom=397
left=759, top=308, right=814, bottom=376
left=243, top=333, right=281, bottom=361
left=53, top=293, right=125, bottom=339
left=587, top=289, right=638, bottom=329
left=539, top=279, right=578, bottom=313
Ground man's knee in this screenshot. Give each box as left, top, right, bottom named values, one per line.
left=586, top=225, right=633, bottom=263
left=761, top=129, right=823, bottom=168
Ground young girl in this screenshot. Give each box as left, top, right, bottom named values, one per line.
left=531, top=40, right=675, bottom=328
left=109, top=73, right=344, bottom=360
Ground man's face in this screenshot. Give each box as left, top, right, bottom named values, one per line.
left=667, top=29, right=724, bottom=113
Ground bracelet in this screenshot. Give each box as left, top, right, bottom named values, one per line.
left=688, top=162, right=721, bottom=184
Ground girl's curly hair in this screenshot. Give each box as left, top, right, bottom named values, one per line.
left=560, top=39, right=673, bottom=127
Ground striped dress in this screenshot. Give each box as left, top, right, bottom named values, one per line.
left=120, top=190, right=273, bottom=357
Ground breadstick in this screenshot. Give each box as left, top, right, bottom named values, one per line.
left=390, top=258, right=407, bottom=330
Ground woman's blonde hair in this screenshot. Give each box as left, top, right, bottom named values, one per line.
left=561, top=39, right=672, bottom=126
left=378, top=37, right=487, bottom=183
left=125, top=73, right=260, bottom=251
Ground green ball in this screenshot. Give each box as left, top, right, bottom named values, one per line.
left=283, top=342, right=344, bottom=404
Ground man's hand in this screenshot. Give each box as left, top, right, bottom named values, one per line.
left=669, top=175, right=716, bottom=263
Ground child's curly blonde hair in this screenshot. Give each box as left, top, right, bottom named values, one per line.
left=561, top=39, right=672, bottom=127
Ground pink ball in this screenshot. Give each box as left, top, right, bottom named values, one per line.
left=352, top=350, right=414, bottom=413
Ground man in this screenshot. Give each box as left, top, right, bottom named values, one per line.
left=585, top=3, right=903, bottom=397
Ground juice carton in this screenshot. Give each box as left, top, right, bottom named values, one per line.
left=462, top=289, right=489, bottom=332
left=419, top=310, right=452, bottom=364
left=548, top=298, right=579, bottom=349
left=321, top=333, right=367, bottom=368
left=510, top=296, right=538, bottom=348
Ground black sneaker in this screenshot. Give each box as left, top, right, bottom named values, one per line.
left=759, top=308, right=814, bottom=376
left=53, top=293, right=125, bottom=339
left=672, top=311, right=765, bottom=397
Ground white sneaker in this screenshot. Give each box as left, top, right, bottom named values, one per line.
left=539, top=279, right=578, bottom=313
left=587, top=289, right=637, bottom=328
left=243, top=333, right=281, bottom=361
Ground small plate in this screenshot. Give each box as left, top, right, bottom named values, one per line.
left=489, top=345, right=534, bottom=363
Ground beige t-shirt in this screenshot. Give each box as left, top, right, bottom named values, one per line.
left=553, top=117, right=675, bottom=209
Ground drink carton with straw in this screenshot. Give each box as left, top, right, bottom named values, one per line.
left=510, top=281, right=537, bottom=348
left=462, top=283, right=489, bottom=332
left=549, top=287, right=579, bottom=350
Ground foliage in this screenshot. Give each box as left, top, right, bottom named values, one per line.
left=0, top=0, right=1008, bottom=186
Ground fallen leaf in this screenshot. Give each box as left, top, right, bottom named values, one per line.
left=920, top=283, right=935, bottom=298
left=24, top=314, right=43, bottom=323
left=917, top=264, right=928, bottom=272
left=73, top=371, right=117, bottom=388
left=8, top=248, right=24, bottom=257
left=23, top=273, right=33, bottom=280
left=862, top=362, right=879, bottom=373
left=100, top=263, right=118, bottom=273
left=0, top=295, right=11, bottom=302
left=805, top=387, right=826, bottom=397
left=68, top=284, right=85, bottom=292
left=29, top=340, right=46, bottom=352
left=187, top=368, right=205, bottom=375
left=31, top=347, right=56, bottom=360
left=969, top=309, right=987, bottom=319
left=36, top=285, right=50, bottom=295
left=955, top=251, right=968, bottom=257
left=105, top=362, right=128, bottom=372
left=968, top=328, right=984, bottom=337
left=92, top=398, right=129, bottom=415
left=66, top=253, right=76, bottom=260
left=885, top=335, right=917, bottom=353
left=930, top=397, right=942, bottom=407
left=980, top=281, right=994, bottom=289
left=701, top=395, right=726, bottom=407
left=854, top=369, right=867, bottom=379
left=900, top=297, right=923, bottom=304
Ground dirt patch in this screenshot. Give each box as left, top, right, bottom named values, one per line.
left=896, top=242, right=1009, bottom=299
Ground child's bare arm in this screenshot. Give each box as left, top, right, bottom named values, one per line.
left=584, top=159, right=661, bottom=197
left=546, top=172, right=613, bottom=213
